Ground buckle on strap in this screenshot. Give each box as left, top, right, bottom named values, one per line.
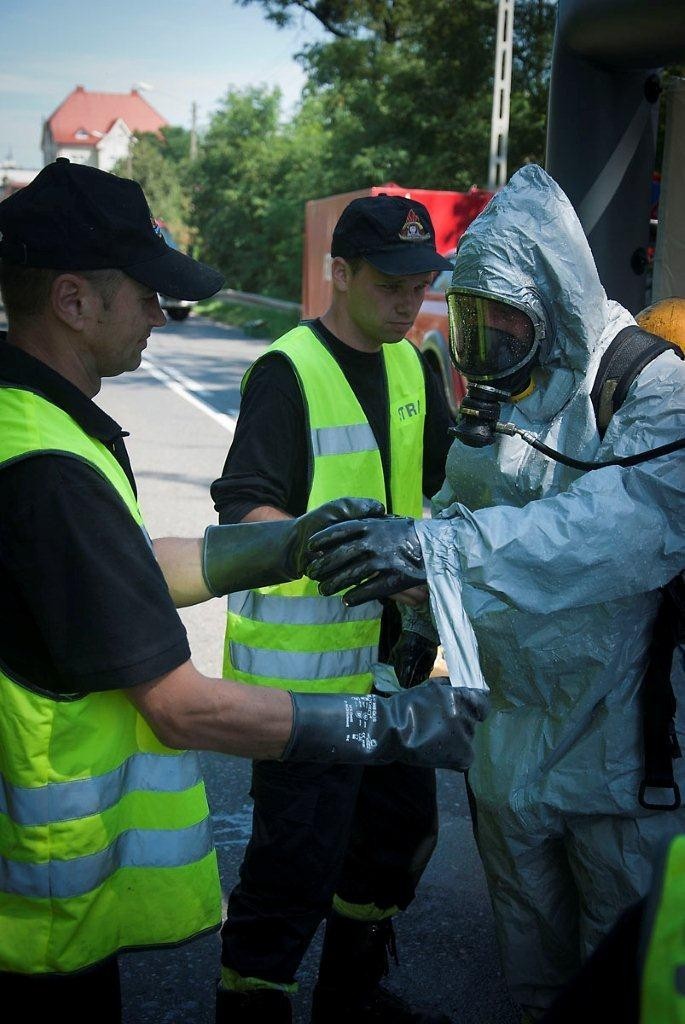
left=639, top=779, right=681, bottom=811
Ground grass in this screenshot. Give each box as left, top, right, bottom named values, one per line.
left=196, top=298, right=301, bottom=341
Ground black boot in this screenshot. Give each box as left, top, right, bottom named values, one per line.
left=310, top=911, right=452, bottom=1024
left=216, top=985, right=293, bottom=1023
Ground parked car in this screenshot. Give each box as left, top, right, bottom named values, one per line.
left=406, top=256, right=466, bottom=415
left=156, top=221, right=196, bottom=321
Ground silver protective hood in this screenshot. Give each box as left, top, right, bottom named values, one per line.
left=452, top=163, right=610, bottom=372
left=451, top=164, right=637, bottom=423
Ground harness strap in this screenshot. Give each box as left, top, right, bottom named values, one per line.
left=590, top=325, right=681, bottom=440
left=639, top=575, right=683, bottom=811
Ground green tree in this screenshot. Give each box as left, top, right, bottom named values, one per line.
left=191, top=87, right=350, bottom=299
left=158, top=125, right=193, bottom=163
left=235, top=0, right=417, bottom=41
left=296, top=0, right=556, bottom=190
left=192, top=87, right=289, bottom=294
left=260, top=97, right=337, bottom=297
left=510, top=0, right=557, bottom=168
left=114, top=132, right=192, bottom=247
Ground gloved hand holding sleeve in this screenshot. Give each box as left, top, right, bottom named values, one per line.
left=202, top=497, right=385, bottom=596
left=306, top=516, right=426, bottom=606
left=282, top=674, right=489, bottom=770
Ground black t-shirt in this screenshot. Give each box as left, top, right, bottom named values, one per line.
left=211, top=319, right=454, bottom=522
left=210, top=320, right=454, bottom=659
left=0, top=337, right=190, bottom=698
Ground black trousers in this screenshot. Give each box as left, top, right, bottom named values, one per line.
left=540, top=899, right=644, bottom=1024
left=220, top=759, right=439, bottom=985
left=0, top=956, right=122, bottom=1023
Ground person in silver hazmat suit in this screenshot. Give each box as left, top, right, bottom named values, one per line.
left=304, top=164, right=685, bottom=1020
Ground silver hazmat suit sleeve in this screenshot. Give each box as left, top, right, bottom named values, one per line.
left=413, top=520, right=488, bottom=693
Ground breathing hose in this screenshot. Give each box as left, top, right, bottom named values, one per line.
left=494, top=422, right=685, bottom=471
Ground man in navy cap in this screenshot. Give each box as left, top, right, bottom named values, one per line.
left=0, top=164, right=483, bottom=1022
left=211, top=195, right=471, bottom=1023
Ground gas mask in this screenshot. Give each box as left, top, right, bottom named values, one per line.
left=446, top=291, right=542, bottom=448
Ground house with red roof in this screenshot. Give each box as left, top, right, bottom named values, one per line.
left=41, top=85, right=168, bottom=172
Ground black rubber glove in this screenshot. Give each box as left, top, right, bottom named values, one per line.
left=305, top=516, right=426, bottom=607
left=202, top=497, right=385, bottom=596
left=391, top=631, right=438, bottom=688
left=283, top=677, right=489, bottom=770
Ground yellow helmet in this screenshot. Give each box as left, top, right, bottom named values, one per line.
left=636, top=297, right=685, bottom=354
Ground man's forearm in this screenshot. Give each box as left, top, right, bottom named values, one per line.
left=129, top=659, right=488, bottom=770
left=153, top=537, right=212, bottom=608
left=129, top=660, right=293, bottom=759
left=241, top=505, right=293, bottom=523
left=155, top=499, right=384, bottom=607
left=153, top=510, right=292, bottom=608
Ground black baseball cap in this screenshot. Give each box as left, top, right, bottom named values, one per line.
left=331, top=195, right=453, bottom=276
left=0, top=158, right=224, bottom=300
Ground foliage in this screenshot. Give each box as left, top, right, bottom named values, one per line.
left=235, top=0, right=419, bottom=42
left=191, top=87, right=289, bottom=295
left=113, top=129, right=193, bottom=247
left=297, top=0, right=556, bottom=188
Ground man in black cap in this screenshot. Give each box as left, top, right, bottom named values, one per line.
left=211, top=195, right=457, bottom=1023
left=0, top=164, right=482, bottom=1022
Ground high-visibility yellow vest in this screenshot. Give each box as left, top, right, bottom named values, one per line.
left=0, top=385, right=221, bottom=975
left=223, top=325, right=425, bottom=694
left=640, top=834, right=685, bottom=1022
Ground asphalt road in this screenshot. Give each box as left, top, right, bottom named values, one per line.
left=11, top=309, right=520, bottom=1024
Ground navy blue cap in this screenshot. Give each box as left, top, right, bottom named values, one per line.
left=331, top=195, right=453, bottom=276
left=0, top=158, right=224, bottom=300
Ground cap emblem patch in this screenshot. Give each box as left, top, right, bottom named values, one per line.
left=399, top=209, right=430, bottom=243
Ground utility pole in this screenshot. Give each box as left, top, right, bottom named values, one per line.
left=488, top=0, right=514, bottom=191
left=190, top=101, right=198, bottom=161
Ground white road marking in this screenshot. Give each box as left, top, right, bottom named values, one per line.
left=141, top=354, right=237, bottom=434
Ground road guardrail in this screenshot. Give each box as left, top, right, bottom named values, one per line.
left=213, top=288, right=302, bottom=313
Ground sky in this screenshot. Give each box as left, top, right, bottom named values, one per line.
left=1, top=0, right=327, bottom=168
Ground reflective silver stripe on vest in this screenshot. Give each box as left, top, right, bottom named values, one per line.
left=310, top=423, right=378, bottom=458
left=0, top=751, right=202, bottom=827
left=0, top=818, right=214, bottom=900
left=228, top=590, right=382, bottom=626
left=229, top=642, right=378, bottom=681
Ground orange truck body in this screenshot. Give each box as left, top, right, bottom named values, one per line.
left=301, top=182, right=493, bottom=410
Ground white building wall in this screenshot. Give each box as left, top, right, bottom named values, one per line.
left=54, top=146, right=98, bottom=167
left=97, top=120, right=132, bottom=172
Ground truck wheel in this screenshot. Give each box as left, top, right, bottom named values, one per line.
left=167, top=308, right=190, bottom=321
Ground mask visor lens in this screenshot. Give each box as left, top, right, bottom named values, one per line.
left=447, top=293, right=536, bottom=380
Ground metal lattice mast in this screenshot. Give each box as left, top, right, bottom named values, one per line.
left=488, top=0, right=515, bottom=191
